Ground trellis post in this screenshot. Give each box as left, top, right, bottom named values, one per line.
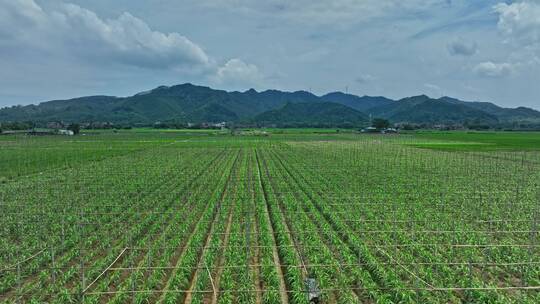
left=16, top=263, right=21, bottom=304
left=79, top=209, right=85, bottom=303
left=52, top=248, right=56, bottom=285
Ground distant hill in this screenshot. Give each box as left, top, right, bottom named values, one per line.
left=1, top=83, right=539, bottom=128
left=0, top=84, right=324, bottom=125
left=0, top=96, right=120, bottom=122
left=367, top=95, right=540, bottom=125
left=438, top=97, right=540, bottom=122
left=254, top=102, right=369, bottom=127
left=368, top=95, right=499, bottom=125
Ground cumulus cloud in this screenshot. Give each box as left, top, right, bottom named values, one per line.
left=0, top=0, right=45, bottom=41
left=59, top=5, right=210, bottom=69
left=474, top=1, right=540, bottom=79
left=494, top=1, right=540, bottom=47
left=0, top=0, right=209, bottom=69
left=447, top=39, right=478, bottom=56
left=212, top=59, right=263, bottom=87
left=473, top=61, right=516, bottom=77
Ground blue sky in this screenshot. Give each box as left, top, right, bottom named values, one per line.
left=1, top=0, right=539, bottom=109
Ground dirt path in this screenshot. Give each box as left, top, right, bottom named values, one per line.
left=209, top=211, right=234, bottom=304
left=248, top=150, right=263, bottom=304
left=251, top=206, right=263, bottom=304
left=183, top=206, right=222, bottom=304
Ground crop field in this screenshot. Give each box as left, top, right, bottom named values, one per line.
left=1, top=130, right=539, bottom=303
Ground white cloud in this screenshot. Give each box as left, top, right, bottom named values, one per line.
left=212, top=59, right=263, bottom=88
left=473, top=61, right=516, bottom=77
left=0, top=0, right=210, bottom=69
left=447, top=39, right=478, bottom=56
left=0, top=0, right=45, bottom=41
left=494, top=1, right=540, bottom=48
left=473, top=2, right=540, bottom=80
left=0, top=0, right=43, bottom=21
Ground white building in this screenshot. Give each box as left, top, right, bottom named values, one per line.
left=58, top=129, right=74, bottom=136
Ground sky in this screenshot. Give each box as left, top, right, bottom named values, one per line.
left=0, top=0, right=539, bottom=109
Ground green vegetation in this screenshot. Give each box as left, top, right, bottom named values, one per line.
left=253, top=102, right=368, bottom=128
left=67, top=123, right=80, bottom=135
left=410, top=131, right=540, bottom=151
left=371, top=118, right=391, bottom=129
left=1, top=130, right=539, bottom=303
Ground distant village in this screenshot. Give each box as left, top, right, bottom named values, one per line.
left=0, top=120, right=230, bottom=136
left=0, top=118, right=498, bottom=136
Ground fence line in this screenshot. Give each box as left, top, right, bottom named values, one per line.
left=82, top=285, right=540, bottom=296
left=0, top=249, right=45, bottom=272
left=82, top=247, right=128, bottom=293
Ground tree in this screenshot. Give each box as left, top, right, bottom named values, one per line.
left=67, top=123, right=80, bottom=135
left=372, top=118, right=390, bottom=129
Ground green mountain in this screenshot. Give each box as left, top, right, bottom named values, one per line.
left=0, top=84, right=321, bottom=124
left=1, top=83, right=539, bottom=128
left=370, top=95, right=508, bottom=125
left=254, top=102, right=368, bottom=127
left=438, top=97, right=540, bottom=123
left=0, top=96, right=120, bottom=122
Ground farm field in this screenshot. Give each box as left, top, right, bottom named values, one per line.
left=1, top=130, right=539, bottom=303
left=409, top=131, right=540, bottom=151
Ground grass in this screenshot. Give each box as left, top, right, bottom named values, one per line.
left=409, top=131, right=540, bottom=151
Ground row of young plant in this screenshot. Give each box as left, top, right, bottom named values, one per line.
left=277, top=140, right=539, bottom=303
left=158, top=150, right=242, bottom=304
left=308, top=141, right=540, bottom=293
left=0, top=148, right=196, bottom=299
left=254, top=150, right=307, bottom=304
left=100, top=148, right=231, bottom=303
left=188, top=150, right=244, bottom=304
left=82, top=148, right=226, bottom=304
left=250, top=149, right=284, bottom=304
left=260, top=149, right=370, bottom=303
left=89, top=149, right=234, bottom=304
left=215, top=150, right=254, bottom=304
left=261, top=148, right=407, bottom=303
left=272, top=145, right=466, bottom=303
left=0, top=147, right=228, bottom=302
left=0, top=141, right=182, bottom=263
left=284, top=143, right=524, bottom=296
left=0, top=146, right=194, bottom=269
left=0, top=134, right=161, bottom=179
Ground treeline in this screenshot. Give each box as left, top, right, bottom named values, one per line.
left=0, top=121, right=35, bottom=131
left=240, top=122, right=363, bottom=129
left=2, top=120, right=540, bottom=132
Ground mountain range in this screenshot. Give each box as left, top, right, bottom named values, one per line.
left=1, top=83, right=539, bottom=128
